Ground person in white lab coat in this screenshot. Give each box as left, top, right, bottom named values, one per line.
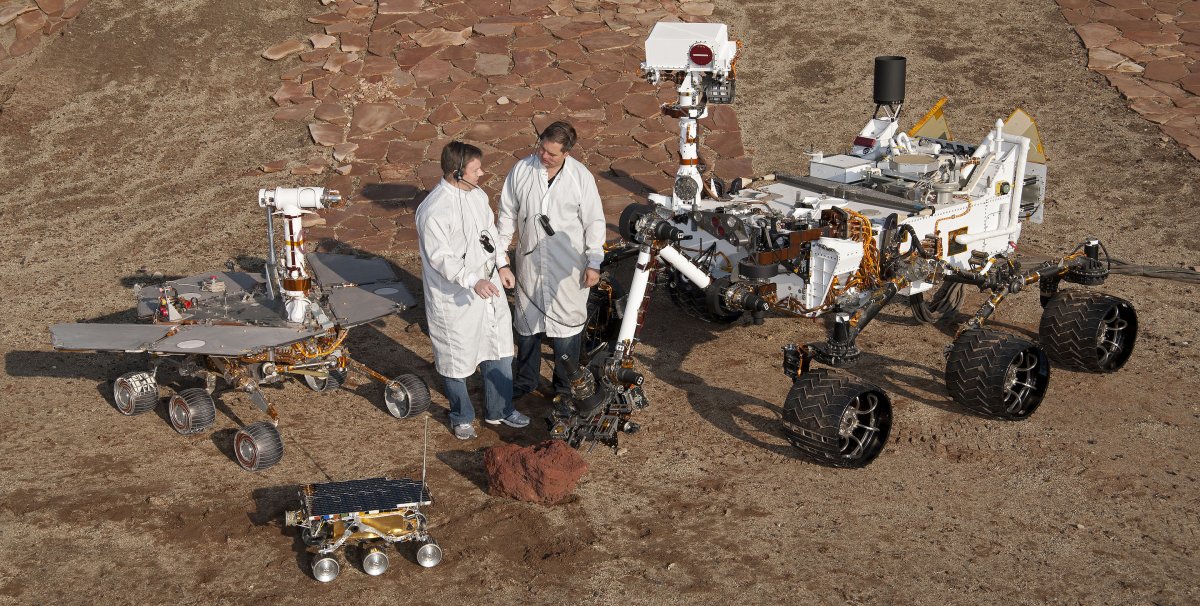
left=496, top=121, right=607, bottom=407
left=415, top=141, right=531, bottom=440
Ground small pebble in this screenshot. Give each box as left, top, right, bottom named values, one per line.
left=497, top=96, right=510, bottom=105
left=666, top=562, right=677, bottom=571
left=616, top=448, right=628, bottom=456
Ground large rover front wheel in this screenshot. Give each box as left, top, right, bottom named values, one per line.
left=1039, top=291, right=1137, bottom=372
left=234, top=422, right=284, bottom=471
left=945, top=329, right=1050, bottom=419
left=781, top=369, right=892, bottom=468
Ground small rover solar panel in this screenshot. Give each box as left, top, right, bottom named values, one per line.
left=306, top=477, right=431, bottom=518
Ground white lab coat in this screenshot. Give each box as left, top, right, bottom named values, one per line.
left=415, top=179, right=513, bottom=378
left=497, top=154, right=606, bottom=338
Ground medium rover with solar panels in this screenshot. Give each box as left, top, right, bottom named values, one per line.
left=568, top=22, right=1139, bottom=466
left=50, top=187, right=431, bottom=471
left=285, top=476, right=442, bottom=582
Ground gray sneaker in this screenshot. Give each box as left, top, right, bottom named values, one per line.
left=453, top=423, right=477, bottom=440
left=484, top=410, right=531, bottom=428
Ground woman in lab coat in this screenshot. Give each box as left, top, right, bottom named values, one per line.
left=415, top=142, right=530, bottom=440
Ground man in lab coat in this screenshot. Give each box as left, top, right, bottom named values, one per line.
left=497, top=121, right=607, bottom=408
left=416, top=141, right=531, bottom=440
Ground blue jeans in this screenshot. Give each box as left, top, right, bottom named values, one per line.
left=513, top=331, right=582, bottom=399
left=442, top=356, right=514, bottom=426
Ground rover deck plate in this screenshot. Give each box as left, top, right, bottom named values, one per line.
left=307, top=253, right=398, bottom=287
left=306, top=477, right=431, bottom=517
left=50, top=324, right=174, bottom=352
left=151, top=324, right=321, bottom=355
left=326, top=285, right=417, bottom=326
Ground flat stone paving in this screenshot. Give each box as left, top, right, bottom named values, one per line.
left=261, top=0, right=748, bottom=256
left=1059, top=0, right=1200, bottom=159
left=0, top=0, right=91, bottom=69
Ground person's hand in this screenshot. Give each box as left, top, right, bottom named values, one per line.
left=498, top=266, right=516, bottom=289
left=583, top=267, right=601, bottom=288
left=474, top=279, right=500, bottom=298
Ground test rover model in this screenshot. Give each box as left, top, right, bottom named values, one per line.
left=563, top=22, right=1138, bottom=466
left=50, top=187, right=431, bottom=471
left=285, top=476, right=441, bottom=582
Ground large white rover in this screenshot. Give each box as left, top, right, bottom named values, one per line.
left=568, top=22, right=1138, bottom=467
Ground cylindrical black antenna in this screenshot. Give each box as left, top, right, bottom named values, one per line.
left=873, top=56, right=906, bottom=105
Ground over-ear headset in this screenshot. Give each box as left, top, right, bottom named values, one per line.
left=452, top=141, right=466, bottom=182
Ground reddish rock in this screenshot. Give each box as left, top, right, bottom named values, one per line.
left=323, top=51, right=360, bottom=72
left=271, top=81, right=311, bottom=106
left=484, top=441, right=588, bottom=505
left=367, top=30, right=402, bottom=56
left=349, top=138, right=390, bottom=161
left=261, top=159, right=290, bottom=173
left=310, top=33, right=337, bottom=49
left=309, top=122, right=346, bottom=146
left=0, top=4, right=36, bottom=25
left=579, top=30, right=635, bottom=52
left=274, top=102, right=318, bottom=121
left=539, top=80, right=582, bottom=99
left=13, top=10, right=46, bottom=39
left=344, top=4, right=373, bottom=20
left=1144, top=59, right=1190, bottom=82
left=610, top=157, right=660, bottom=177
left=263, top=39, right=306, bottom=60
left=340, top=33, right=367, bottom=53
left=428, top=102, right=461, bottom=124
left=411, top=27, right=471, bottom=47
left=474, top=53, right=512, bottom=76
left=512, top=48, right=553, bottom=76
left=411, top=57, right=452, bottom=86
left=512, top=33, right=556, bottom=49
left=61, top=0, right=89, bottom=19
left=379, top=0, right=423, bottom=14
left=1126, top=30, right=1180, bottom=45
left=623, top=93, right=662, bottom=118
left=474, top=22, right=515, bottom=36
left=1075, top=22, right=1121, bottom=48
left=35, top=0, right=64, bottom=17
left=493, top=84, right=537, bottom=104
left=395, top=45, right=440, bottom=68
left=410, top=123, right=439, bottom=140
left=464, top=120, right=530, bottom=141
left=350, top=103, right=407, bottom=135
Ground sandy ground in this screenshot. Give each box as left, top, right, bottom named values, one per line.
left=1, top=1, right=1197, bottom=605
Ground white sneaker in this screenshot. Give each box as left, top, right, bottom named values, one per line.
left=453, top=423, right=477, bottom=440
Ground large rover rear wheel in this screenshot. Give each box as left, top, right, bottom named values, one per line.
left=781, top=369, right=892, bottom=468
left=234, top=421, right=284, bottom=471
left=113, top=371, right=159, bottom=416
left=1039, top=291, right=1137, bottom=372
left=168, top=388, right=216, bottom=435
left=384, top=374, right=431, bottom=419
left=945, top=329, right=1050, bottom=419
left=303, top=368, right=347, bottom=393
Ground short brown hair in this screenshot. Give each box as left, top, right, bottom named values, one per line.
left=440, top=141, right=483, bottom=177
left=538, top=121, right=577, bottom=151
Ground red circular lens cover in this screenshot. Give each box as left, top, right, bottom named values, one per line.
left=688, top=44, right=713, bottom=66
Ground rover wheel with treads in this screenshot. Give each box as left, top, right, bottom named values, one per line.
left=782, top=369, right=892, bottom=468
left=1039, top=291, right=1137, bottom=372
left=946, top=329, right=1051, bottom=419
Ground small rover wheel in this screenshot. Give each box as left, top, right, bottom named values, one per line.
left=781, top=369, right=892, bottom=468
left=910, top=282, right=964, bottom=324
left=384, top=374, right=431, bottom=419
left=168, top=388, right=216, bottom=435
left=113, top=371, right=159, bottom=416
left=1039, top=291, right=1137, bottom=372
left=945, top=329, right=1050, bottom=419
left=302, top=368, right=347, bottom=393
left=311, top=553, right=340, bottom=583
left=234, top=421, right=284, bottom=471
